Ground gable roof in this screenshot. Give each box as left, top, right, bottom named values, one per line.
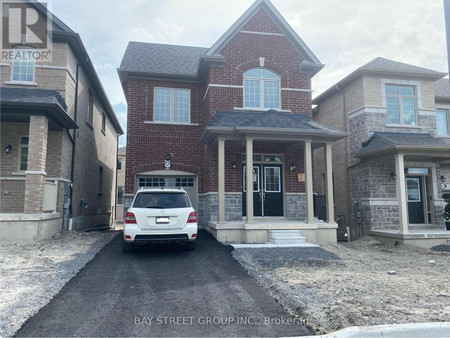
left=356, top=132, right=449, bottom=158
left=28, top=1, right=123, bottom=135
left=435, top=78, right=450, bottom=101
left=118, top=0, right=323, bottom=84
left=201, top=110, right=347, bottom=144
left=313, top=57, right=447, bottom=104
left=119, top=42, right=209, bottom=77
left=206, top=0, right=323, bottom=72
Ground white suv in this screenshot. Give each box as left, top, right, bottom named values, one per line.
left=123, top=188, right=198, bottom=252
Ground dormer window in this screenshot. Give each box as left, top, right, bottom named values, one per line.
left=243, top=68, right=280, bottom=109
left=12, top=50, right=35, bottom=83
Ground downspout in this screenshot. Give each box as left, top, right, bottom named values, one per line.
left=68, top=63, right=81, bottom=231
left=335, top=84, right=359, bottom=239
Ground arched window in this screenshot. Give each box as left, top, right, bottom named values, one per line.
left=243, top=68, right=280, bottom=109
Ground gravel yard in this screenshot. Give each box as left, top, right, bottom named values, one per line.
left=0, top=230, right=118, bottom=337
left=232, top=238, right=450, bottom=335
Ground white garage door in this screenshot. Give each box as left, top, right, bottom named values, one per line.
left=137, top=176, right=198, bottom=211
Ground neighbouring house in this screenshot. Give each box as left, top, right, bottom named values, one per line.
left=312, top=58, right=450, bottom=248
left=118, top=0, right=347, bottom=245
left=0, top=2, right=123, bottom=241
left=116, top=146, right=126, bottom=223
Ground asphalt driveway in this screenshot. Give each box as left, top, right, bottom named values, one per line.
left=16, top=230, right=311, bottom=337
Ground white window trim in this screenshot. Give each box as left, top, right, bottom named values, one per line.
left=264, top=166, right=281, bottom=193
left=406, top=177, right=421, bottom=202
left=153, top=87, right=191, bottom=124
left=243, top=68, right=281, bottom=110
left=436, top=108, right=450, bottom=137
left=17, top=135, right=29, bottom=172
left=10, top=49, right=36, bottom=84
left=381, top=80, right=420, bottom=126
left=243, top=166, right=260, bottom=192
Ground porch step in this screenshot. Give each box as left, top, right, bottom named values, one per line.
left=269, top=230, right=306, bottom=244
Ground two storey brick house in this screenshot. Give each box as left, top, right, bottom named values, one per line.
left=119, top=0, right=346, bottom=244
left=0, top=2, right=123, bottom=241
left=313, top=58, right=450, bottom=248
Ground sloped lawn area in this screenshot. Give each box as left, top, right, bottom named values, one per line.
left=233, top=238, right=450, bottom=334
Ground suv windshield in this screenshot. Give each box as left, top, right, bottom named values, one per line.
left=133, top=192, right=191, bottom=209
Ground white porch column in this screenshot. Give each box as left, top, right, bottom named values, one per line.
left=304, top=140, right=314, bottom=223
left=218, top=138, right=225, bottom=223
left=395, top=153, right=408, bottom=234
left=324, top=143, right=335, bottom=223
left=246, top=137, right=254, bottom=223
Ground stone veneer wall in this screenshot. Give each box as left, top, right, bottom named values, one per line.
left=351, top=155, right=400, bottom=232
left=285, top=193, right=306, bottom=220
left=198, top=193, right=243, bottom=225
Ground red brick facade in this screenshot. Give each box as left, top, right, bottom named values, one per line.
left=125, top=7, right=312, bottom=202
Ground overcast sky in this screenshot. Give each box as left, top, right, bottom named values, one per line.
left=51, top=0, right=448, bottom=146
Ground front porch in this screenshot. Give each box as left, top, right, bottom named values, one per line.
left=205, top=218, right=338, bottom=245
left=0, top=88, right=78, bottom=241
left=370, top=228, right=450, bottom=249
left=201, top=110, right=348, bottom=244
left=355, top=132, right=450, bottom=248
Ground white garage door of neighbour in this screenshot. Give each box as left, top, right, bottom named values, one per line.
left=137, top=177, right=198, bottom=211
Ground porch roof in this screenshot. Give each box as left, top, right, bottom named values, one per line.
left=356, top=132, right=450, bottom=158
left=201, top=110, right=348, bottom=144
left=0, top=87, right=78, bottom=129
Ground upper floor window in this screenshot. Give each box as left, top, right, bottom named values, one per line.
left=154, top=88, right=190, bottom=123
left=436, top=110, right=449, bottom=136
left=117, top=158, right=122, bottom=170
left=12, top=50, right=35, bottom=83
left=386, top=85, right=416, bottom=125
left=88, top=90, right=94, bottom=125
left=243, top=68, right=280, bottom=109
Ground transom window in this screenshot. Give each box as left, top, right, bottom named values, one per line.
left=243, top=68, right=280, bottom=109
left=154, top=88, right=190, bottom=123
left=386, top=85, right=416, bottom=125
left=436, top=110, right=449, bottom=136
left=12, top=50, right=35, bottom=83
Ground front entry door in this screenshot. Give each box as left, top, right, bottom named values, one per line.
left=407, top=176, right=425, bottom=224
left=243, top=165, right=283, bottom=217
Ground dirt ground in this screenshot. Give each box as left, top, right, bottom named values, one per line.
left=234, top=238, right=450, bottom=335
left=0, top=230, right=118, bottom=337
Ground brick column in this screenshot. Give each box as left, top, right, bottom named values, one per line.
left=24, top=116, right=48, bottom=214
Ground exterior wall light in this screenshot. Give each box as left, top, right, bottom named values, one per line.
left=165, top=152, right=171, bottom=161
left=5, top=144, right=12, bottom=153
left=290, top=162, right=296, bottom=171
left=231, top=161, right=236, bottom=169
left=441, top=176, right=447, bottom=183
left=390, top=172, right=397, bottom=180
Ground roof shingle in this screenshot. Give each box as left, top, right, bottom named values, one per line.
left=358, top=132, right=449, bottom=157
left=435, top=78, right=450, bottom=98
left=119, top=42, right=209, bottom=77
